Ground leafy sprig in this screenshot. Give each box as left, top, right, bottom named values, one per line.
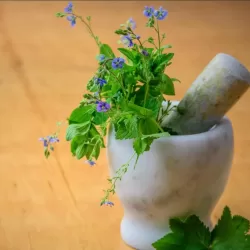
left=40, top=2, right=181, bottom=206
left=152, top=206, right=250, bottom=250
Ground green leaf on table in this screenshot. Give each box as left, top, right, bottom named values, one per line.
left=152, top=206, right=250, bottom=250
left=68, top=105, right=95, bottom=124
left=66, top=121, right=91, bottom=141
left=211, top=206, right=250, bottom=250
left=152, top=215, right=211, bottom=250
left=100, top=44, right=115, bottom=58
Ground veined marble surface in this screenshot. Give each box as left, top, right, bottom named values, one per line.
left=107, top=115, right=234, bottom=250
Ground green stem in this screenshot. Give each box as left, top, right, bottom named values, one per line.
left=143, top=81, right=149, bottom=107
left=73, top=13, right=101, bottom=47
left=151, top=118, right=164, bottom=133
left=155, top=20, right=161, bottom=53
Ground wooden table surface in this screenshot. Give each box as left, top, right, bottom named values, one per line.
left=0, top=1, right=250, bottom=249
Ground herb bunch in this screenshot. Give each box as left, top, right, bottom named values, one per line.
left=40, top=3, right=180, bottom=206
left=152, top=206, right=250, bottom=250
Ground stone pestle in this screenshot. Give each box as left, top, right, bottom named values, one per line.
left=161, top=53, right=250, bottom=135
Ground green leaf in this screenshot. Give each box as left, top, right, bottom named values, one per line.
left=152, top=215, right=211, bottom=250
left=44, top=148, right=50, bottom=158
left=133, top=137, right=147, bottom=156
left=66, top=121, right=91, bottom=141
left=160, top=74, right=175, bottom=95
left=153, top=53, right=174, bottom=73
left=161, top=44, right=172, bottom=49
left=114, top=115, right=138, bottom=140
left=87, top=78, right=99, bottom=92
left=141, top=132, right=170, bottom=140
left=118, top=48, right=136, bottom=64
left=127, top=103, right=154, bottom=118
left=171, top=78, right=181, bottom=83
left=75, top=143, right=87, bottom=160
left=100, top=44, right=115, bottom=58
left=56, top=12, right=66, bottom=18
left=93, top=112, right=108, bottom=125
left=211, top=206, right=250, bottom=250
left=70, top=135, right=85, bottom=156
left=139, top=118, right=159, bottom=135
left=115, top=29, right=129, bottom=35
left=68, top=105, right=95, bottom=124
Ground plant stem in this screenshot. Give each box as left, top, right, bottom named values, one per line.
left=143, top=81, right=149, bottom=107
left=73, top=13, right=101, bottom=47
left=151, top=118, right=164, bottom=133
left=156, top=20, right=161, bottom=53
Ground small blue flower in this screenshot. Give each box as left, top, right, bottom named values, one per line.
left=120, top=35, right=134, bottom=48
left=136, top=35, right=141, bottom=40
left=101, top=200, right=114, bottom=207
left=143, top=6, right=154, bottom=18
left=85, top=160, right=96, bottom=166
left=141, top=49, right=149, bottom=56
left=111, top=57, right=125, bottom=69
left=39, top=136, right=59, bottom=148
left=154, top=7, right=168, bottom=20
left=126, top=18, right=136, bottom=30
left=96, top=54, right=106, bottom=62
left=39, top=138, right=48, bottom=147
left=67, top=15, right=76, bottom=27
left=94, top=78, right=107, bottom=87
left=64, top=2, right=73, bottom=13
left=96, top=101, right=111, bottom=112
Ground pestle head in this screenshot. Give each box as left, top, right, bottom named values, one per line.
left=212, top=53, right=250, bottom=84
left=161, top=53, right=250, bottom=135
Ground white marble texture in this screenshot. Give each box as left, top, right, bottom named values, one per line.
left=107, top=109, right=234, bottom=250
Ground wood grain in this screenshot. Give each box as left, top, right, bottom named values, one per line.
left=0, top=1, right=250, bottom=249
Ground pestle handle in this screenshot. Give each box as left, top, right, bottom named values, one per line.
left=161, top=53, right=250, bottom=135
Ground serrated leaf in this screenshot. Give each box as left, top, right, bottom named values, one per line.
left=100, top=44, right=115, bottom=58
left=68, top=105, right=95, bottom=124
left=133, top=137, right=147, bottom=156
left=66, top=121, right=91, bottom=141
left=114, top=115, right=138, bottom=140
left=153, top=215, right=211, bottom=250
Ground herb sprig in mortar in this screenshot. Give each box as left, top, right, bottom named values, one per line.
left=40, top=2, right=180, bottom=206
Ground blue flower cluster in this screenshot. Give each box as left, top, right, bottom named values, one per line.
left=143, top=6, right=168, bottom=20
left=39, top=135, right=59, bottom=149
